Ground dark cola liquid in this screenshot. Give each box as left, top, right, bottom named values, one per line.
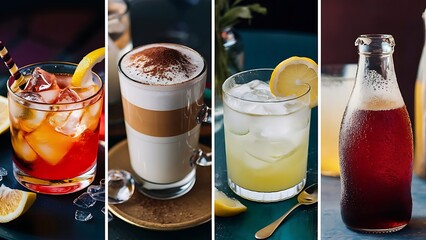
left=339, top=106, right=413, bottom=232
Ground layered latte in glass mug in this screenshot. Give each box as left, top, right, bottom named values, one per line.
left=118, top=43, right=209, bottom=199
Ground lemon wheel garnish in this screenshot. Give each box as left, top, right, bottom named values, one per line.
left=269, top=56, right=318, bottom=108
left=71, top=47, right=105, bottom=87
left=215, top=189, right=247, bottom=217
left=0, top=95, right=9, bottom=134
left=0, top=184, right=36, bottom=223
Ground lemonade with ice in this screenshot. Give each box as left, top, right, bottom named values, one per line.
left=223, top=68, right=312, bottom=202
left=7, top=62, right=103, bottom=194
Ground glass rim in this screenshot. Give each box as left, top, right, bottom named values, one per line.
left=118, top=43, right=207, bottom=90
left=108, top=0, right=130, bottom=20
left=321, top=64, right=357, bottom=79
left=7, top=61, right=104, bottom=111
left=222, top=68, right=311, bottom=104
left=358, top=33, right=393, bottom=39
left=355, top=34, right=395, bottom=54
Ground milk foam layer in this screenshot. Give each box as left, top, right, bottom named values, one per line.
left=120, top=43, right=204, bottom=85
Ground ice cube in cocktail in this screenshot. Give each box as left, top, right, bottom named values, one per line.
left=223, top=70, right=311, bottom=202
left=7, top=63, right=103, bottom=194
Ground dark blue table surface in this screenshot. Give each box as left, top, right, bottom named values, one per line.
left=215, top=29, right=318, bottom=240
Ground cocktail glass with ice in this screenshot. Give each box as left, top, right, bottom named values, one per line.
left=7, top=62, right=104, bottom=194
left=222, top=69, right=311, bottom=202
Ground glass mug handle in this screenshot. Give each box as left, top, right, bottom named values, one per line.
left=190, top=104, right=212, bottom=167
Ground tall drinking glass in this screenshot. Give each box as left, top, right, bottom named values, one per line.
left=222, top=69, right=311, bottom=202
left=321, top=64, right=355, bottom=177
left=108, top=0, right=133, bottom=104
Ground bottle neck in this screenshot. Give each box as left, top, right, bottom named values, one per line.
left=357, top=53, right=396, bottom=83
left=349, top=34, right=404, bottom=110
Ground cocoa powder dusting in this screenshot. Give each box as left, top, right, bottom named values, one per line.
left=130, top=46, right=196, bottom=81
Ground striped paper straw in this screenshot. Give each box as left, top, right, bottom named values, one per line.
left=0, top=41, right=26, bottom=91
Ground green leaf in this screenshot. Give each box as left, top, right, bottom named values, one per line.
left=248, top=4, right=267, bottom=15
left=219, top=6, right=252, bottom=28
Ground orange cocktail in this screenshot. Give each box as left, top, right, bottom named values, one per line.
left=7, top=62, right=103, bottom=194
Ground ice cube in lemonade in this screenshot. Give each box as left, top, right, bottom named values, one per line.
left=224, top=107, right=310, bottom=192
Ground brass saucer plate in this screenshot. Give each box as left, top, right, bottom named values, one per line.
left=108, top=140, right=212, bottom=230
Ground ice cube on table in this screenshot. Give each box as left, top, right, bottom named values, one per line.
left=87, top=184, right=104, bottom=195
left=90, top=192, right=105, bottom=202
left=0, top=168, right=6, bottom=180
left=24, top=67, right=59, bottom=92
left=108, top=170, right=134, bottom=204
left=87, top=185, right=105, bottom=202
left=75, top=210, right=93, bottom=222
left=25, top=122, right=73, bottom=165
left=0, top=167, right=7, bottom=177
left=73, top=192, right=96, bottom=209
left=101, top=207, right=113, bottom=222
left=11, top=131, right=37, bottom=162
